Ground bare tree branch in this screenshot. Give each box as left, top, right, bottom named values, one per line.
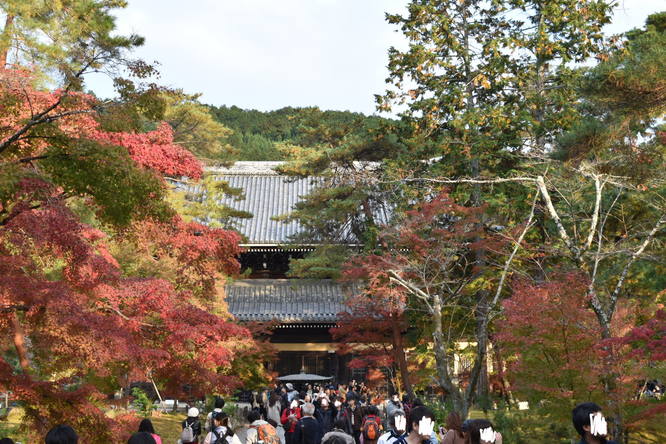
left=382, top=176, right=536, bottom=186
left=585, top=175, right=605, bottom=251
left=536, top=175, right=580, bottom=262
left=388, top=270, right=434, bottom=313
left=492, top=192, right=538, bottom=308
left=608, top=214, right=666, bottom=315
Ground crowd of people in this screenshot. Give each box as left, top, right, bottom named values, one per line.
left=0, top=381, right=618, bottom=444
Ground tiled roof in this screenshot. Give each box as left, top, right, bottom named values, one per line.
left=213, top=173, right=316, bottom=245
left=174, top=161, right=388, bottom=245
left=177, top=162, right=314, bottom=245
left=225, top=279, right=355, bottom=322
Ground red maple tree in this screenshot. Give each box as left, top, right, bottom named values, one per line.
left=336, top=191, right=502, bottom=412
left=0, top=68, right=251, bottom=442
left=335, top=255, right=414, bottom=398
left=616, top=307, right=666, bottom=427
left=495, top=273, right=660, bottom=435
left=0, top=68, right=201, bottom=179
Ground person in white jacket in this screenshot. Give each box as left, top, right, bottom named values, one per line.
left=377, top=409, right=407, bottom=444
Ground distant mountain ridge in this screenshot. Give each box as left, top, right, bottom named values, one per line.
left=207, top=105, right=390, bottom=161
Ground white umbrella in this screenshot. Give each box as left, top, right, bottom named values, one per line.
left=277, top=372, right=333, bottom=382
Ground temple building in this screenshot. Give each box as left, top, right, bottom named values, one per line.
left=185, top=162, right=360, bottom=382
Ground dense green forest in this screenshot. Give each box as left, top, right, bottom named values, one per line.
left=207, top=105, right=390, bottom=161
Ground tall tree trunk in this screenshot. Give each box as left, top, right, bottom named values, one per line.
left=465, top=315, right=488, bottom=410
left=1, top=14, right=16, bottom=68
left=11, top=312, right=30, bottom=373
left=490, top=338, right=514, bottom=406
left=461, top=1, right=490, bottom=402
left=431, top=293, right=468, bottom=418
left=391, top=315, right=415, bottom=399
left=390, top=314, right=415, bottom=400
left=590, top=288, right=625, bottom=440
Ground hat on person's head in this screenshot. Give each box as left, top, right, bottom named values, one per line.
left=188, top=407, right=200, bottom=417
left=286, top=383, right=294, bottom=390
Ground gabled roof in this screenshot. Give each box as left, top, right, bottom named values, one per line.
left=225, top=279, right=355, bottom=322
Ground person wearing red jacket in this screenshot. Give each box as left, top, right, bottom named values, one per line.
left=281, top=400, right=302, bottom=444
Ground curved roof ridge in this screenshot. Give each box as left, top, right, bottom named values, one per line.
left=205, top=161, right=285, bottom=176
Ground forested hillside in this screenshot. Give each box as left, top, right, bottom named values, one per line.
left=207, top=105, right=391, bottom=161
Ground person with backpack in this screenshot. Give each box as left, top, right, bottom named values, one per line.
left=377, top=409, right=407, bottom=444
left=404, top=406, right=438, bottom=444
left=246, top=409, right=281, bottom=444
left=293, top=403, right=323, bottom=444
left=181, top=407, right=202, bottom=444
left=333, top=397, right=352, bottom=437
left=360, top=406, right=383, bottom=444
left=204, top=411, right=230, bottom=444
left=267, top=392, right=286, bottom=444
left=206, top=397, right=226, bottom=433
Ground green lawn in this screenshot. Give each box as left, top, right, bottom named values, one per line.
left=0, top=408, right=187, bottom=443
left=151, top=412, right=189, bottom=442
left=0, top=408, right=28, bottom=443
left=465, top=408, right=666, bottom=444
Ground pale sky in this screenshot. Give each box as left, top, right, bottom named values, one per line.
left=86, top=0, right=666, bottom=115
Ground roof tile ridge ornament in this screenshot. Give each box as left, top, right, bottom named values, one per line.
left=204, top=161, right=286, bottom=176
left=204, top=160, right=381, bottom=177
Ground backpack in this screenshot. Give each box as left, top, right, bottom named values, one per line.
left=181, top=420, right=195, bottom=443
left=362, top=415, right=381, bottom=441
left=389, top=430, right=407, bottom=444
left=252, top=423, right=281, bottom=444
left=212, top=429, right=226, bottom=444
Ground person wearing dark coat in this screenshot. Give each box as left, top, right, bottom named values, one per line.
left=340, top=396, right=362, bottom=444
left=294, top=403, right=324, bottom=444
left=322, top=419, right=355, bottom=444
left=45, top=425, right=78, bottom=444
left=316, top=398, right=336, bottom=434
left=127, top=432, right=156, bottom=444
